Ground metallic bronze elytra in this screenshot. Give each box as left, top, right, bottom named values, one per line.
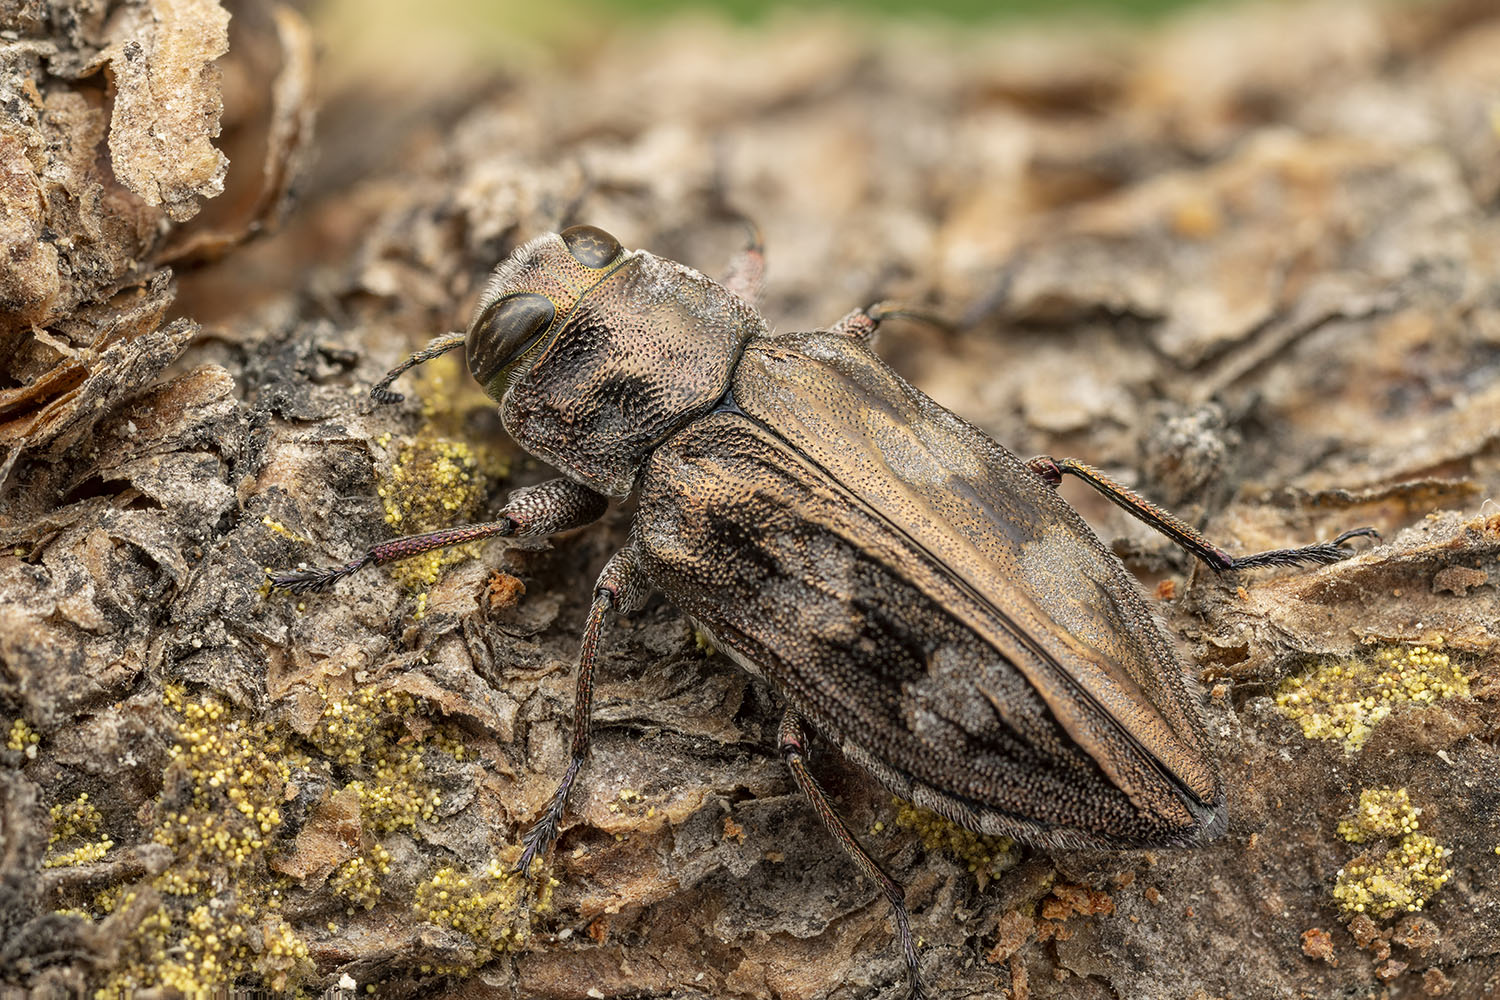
left=271, top=225, right=1376, bottom=999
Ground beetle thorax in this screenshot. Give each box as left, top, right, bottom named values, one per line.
left=500, top=250, right=765, bottom=497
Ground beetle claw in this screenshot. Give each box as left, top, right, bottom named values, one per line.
left=1333, top=526, right=1381, bottom=547
left=512, top=812, right=562, bottom=882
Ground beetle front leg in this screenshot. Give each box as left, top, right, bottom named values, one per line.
left=515, top=542, right=648, bottom=875
left=268, top=477, right=608, bottom=593
left=780, top=710, right=926, bottom=1000
left=1026, top=455, right=1379, bottom=571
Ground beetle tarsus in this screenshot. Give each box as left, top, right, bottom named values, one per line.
left=1220, top=526, right=1380, bottom=570
left=893, top=896, right=926, bottom=1000
left=267, top=558, right=367, bottom=594
left=514, top=756, right=582, bottom=877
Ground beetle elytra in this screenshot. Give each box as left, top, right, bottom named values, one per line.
left=273, top=225, right=1375, bottom=998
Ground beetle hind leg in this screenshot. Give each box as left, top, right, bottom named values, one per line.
left=779, top=710, right=927, bottom=1000
left=1026, top=455, right=1379, bottom=572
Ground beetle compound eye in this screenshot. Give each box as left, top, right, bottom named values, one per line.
left=560, top=225, right=623, bottom=269
left=466, top=292, right=556, bottom=387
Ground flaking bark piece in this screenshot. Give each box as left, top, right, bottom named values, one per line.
left=105, top=0, right=231, bottom=222
left=270, top=787, right=361, bottom=883
left=0, top=273, right=197, bottom=501
left=0, top=0, right=315, bottom=363
left=1196, top=512, right=1500, bottom=675
left=164, top=3, right=318, bottom=262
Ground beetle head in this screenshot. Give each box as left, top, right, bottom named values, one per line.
left=464, top=226, right=764, bottom=496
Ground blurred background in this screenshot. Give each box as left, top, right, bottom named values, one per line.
left=316, top=0, right=1226, bottom=86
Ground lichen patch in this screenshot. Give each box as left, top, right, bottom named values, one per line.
left=887, top=798, right=1017, bottom=888
left=411, top=851, right=558, bottom=975
left=1331, top=788, right=1453, bottom=921
left=1274, top=645, right=1469, bottom=750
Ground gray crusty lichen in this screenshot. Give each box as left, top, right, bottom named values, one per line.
left=3, top=0, right=1500, bottom=998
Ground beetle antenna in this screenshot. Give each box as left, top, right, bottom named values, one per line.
left=369, top=331, right=466, bottom=404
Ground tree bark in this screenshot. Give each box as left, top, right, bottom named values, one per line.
left=2, top=1, right=1498, bottom=997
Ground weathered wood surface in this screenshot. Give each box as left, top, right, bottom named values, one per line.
left=2, top=1, right=1498, bottom=997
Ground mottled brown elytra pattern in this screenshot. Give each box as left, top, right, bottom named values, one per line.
left=272, top=226, right=1373, bottom=999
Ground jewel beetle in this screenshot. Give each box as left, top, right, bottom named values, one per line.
left=273, top=224, right=1375, bottom=998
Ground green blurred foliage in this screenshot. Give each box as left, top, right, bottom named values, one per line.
left=312, top=0, right=1231, bottom=90
left=585, top=0, right=1213, bottom=22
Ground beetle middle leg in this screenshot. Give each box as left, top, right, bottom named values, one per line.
left=1026, top=455, right=1379, bottom=571
left=268, top=477, right=608, bottom=592
left=721, top=218, right=766, bottom=306
left=515, top=542, right=648, bottom=875
left=779, top=710, right=926, bottom=1000
left=829, top=302, right=954, bottom=343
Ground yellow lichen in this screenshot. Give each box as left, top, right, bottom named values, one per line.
left=1331, top=786, right=1453, bottom=920
left=93, top=885, right=124, bottom=914
left=376, top=432, right=488, bottom=609
left=308, top=686, right=465, bottom=834
left=93, top=694, right=314, bottom=998
left=330, top=843, right=392, bottom=912
left=256, top=915, right=312, bottom=992
left=259, top=515, right=310, bottom=544
left=72, top=682, right=476, bottom=996
left=407, top=352, right=512, bottom=463
left=44, top=840, right=114, bottom=868
left=44, top=793, right=114, bottom=868
left=150, top=697, right=295, bottom=887
left=1337, top=788, right=1421, bottom=843
left=890, top=798, right=1016, bottom=885
left=369, top=347, right=511, bottom=613
left=48, top=792, right=102, bottom=842
left=1333, top=832, right=1453, bottom=919
left=605, top=786, right=651, bottom=816
left=411, top=850, right=557, bottom=975
left=7, top=717, right=40, bottom=754
left=1274, top=645, right=1468, bottom=750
